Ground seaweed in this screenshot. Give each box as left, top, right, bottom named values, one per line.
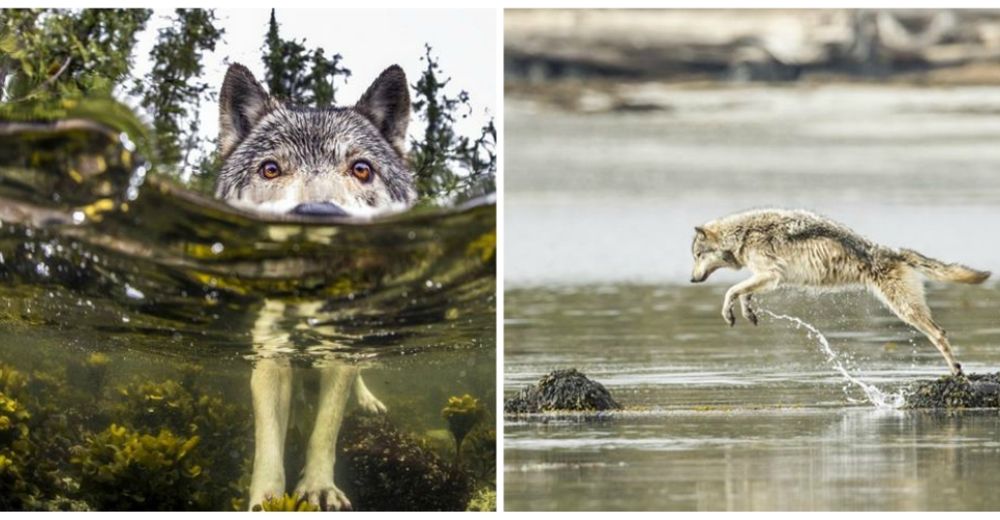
left=465, top=487, right=496, bottom=512
left=250, top=493, right=320, bottom=512
left=441, top=394, right=484, bottom=463
left=70, top=424, right=210, bottom=510
left=905, top=372, right=1000, bottom=409
left=338, top=413, right=474, bottom=511
left=504, top=368, right=622, bottom=414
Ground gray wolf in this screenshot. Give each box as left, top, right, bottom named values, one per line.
left=690, top=208, right=990, bottom=376
left=214, top=63, right=415, bottom=510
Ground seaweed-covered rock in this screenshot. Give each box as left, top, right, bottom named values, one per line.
left=905, top=373, right=1000, bottom=409
left=337, top=413, right=473, bottom=511
left=504, top=369, right=622, bottom=414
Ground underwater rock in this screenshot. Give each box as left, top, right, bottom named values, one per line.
left=338, top=413, right=473, bottom=511
left=504, top=368, right=622, bottom=414
left=905, top=373, right=1000, bottom=409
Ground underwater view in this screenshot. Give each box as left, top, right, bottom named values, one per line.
left=504, top=85, right=1000, bottom=511
left=0, top=108, right=496, bottom=512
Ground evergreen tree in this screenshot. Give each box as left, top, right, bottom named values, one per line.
left=409, top=44, right=496, bottom=202
left=132, top=9, right=223, bottom=175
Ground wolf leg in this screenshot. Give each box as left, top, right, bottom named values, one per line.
left=723, top=272, right=779, bottom=326
left=874, top=276, right=963, bottom=375
left=354, top=375, right=387, bottom=414
left=249, top=300, right=293, bottom=510
left=295, top=361, right=357, bottom=511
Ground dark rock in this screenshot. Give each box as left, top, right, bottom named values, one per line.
left=905, top=372, right=1000, bottom=409
left=504, top=369, right=622, bottom=414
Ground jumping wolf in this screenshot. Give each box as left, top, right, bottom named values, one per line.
left=215, top=63, right=415, bottom=510
left=690, top=208, right=990, bottom=375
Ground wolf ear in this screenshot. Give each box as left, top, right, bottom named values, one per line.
left=219, top=63, right=272, bottom=157
left=355, top=65, right=410, bottom=155
left=695, top=226, right=718, bottom=241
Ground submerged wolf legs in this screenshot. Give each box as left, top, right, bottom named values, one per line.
left=874, top=275, right=963, bottom=375
left=295, top=362, right=357, bottom=511
left=248, top=298, right=384, bottom=510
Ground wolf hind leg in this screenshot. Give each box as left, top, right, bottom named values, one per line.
left=873, top=275, right=963, bottom=375
left=354, top=374, right=386, bottom=414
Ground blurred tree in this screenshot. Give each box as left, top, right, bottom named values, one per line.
left=410, top=44, right=496, bottom=202
left=0, top=9, right=151, bottom=102
left=132, top=9, right=223, bottom=176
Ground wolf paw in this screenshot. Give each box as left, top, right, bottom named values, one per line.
left=248, top=476, right=286, bottom=511
left=355, top=385, right=387, bottom=415
left=743, top=308, right=758, bottom=326
left=722, top=307, right=735, bottom=327
left=294, top=477, right=352, bottom=511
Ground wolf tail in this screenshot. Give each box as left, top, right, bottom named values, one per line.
left=900, top=248, right=991, bottom=284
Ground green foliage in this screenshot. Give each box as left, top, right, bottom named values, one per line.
left=0, top=9, right=151, bottom=102
left=409, top=44, right=496, bottom=203
left=261, top=9, right=350, bottom=106
left=132, top=9, right=223, bottom=176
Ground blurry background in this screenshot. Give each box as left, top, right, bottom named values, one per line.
left=505, top=8, right=1000, bottom=286
left=504, top=9, right=1000, bottom=512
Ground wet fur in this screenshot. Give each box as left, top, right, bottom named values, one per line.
left=690, top=208, right=991, bottom=375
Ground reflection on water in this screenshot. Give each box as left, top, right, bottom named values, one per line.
left=0, top=110, right=495, bottom=511
left=505, top=86, right=1000, bottom=511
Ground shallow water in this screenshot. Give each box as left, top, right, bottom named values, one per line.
left=504, top=84, right=1000, bottom=511
left=504, top=285, right=1000, bottom=511
left=0, top=109, right=495, bottom=510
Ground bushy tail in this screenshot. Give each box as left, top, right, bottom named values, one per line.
left=900, top=248, right=991, bottom=284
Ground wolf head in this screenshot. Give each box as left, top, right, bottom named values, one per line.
left=690, top=226, right=739, bottom=283
left=213, top=63, right=416, bottom=217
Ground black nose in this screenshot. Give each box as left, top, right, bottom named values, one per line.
left=291, top=202, right=348, bottom=217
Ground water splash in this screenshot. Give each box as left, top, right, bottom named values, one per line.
left=763, top=310, right=905, bottom=409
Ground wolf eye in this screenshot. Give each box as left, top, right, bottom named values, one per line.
left=260, top=160, right=281, bottom=179
left=351, top=160, right=373, bottom=183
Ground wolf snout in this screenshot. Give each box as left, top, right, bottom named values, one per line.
left=291, top=202, right=349, bottom=217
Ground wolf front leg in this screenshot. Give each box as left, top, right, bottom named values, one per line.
left=295, top=362, right=358, bottom=511
left=248, top=300, right=293, bottom=510
left=722, top=272, right=779, bottom=326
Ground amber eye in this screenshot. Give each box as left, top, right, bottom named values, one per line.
left=351, top=160, right=373, bottom=183
left=260, top=160, right=281, bottom=179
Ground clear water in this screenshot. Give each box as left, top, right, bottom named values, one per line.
left=0, top=105, right=496, bottom=511
left=504, top=84, right=1000, bottom=511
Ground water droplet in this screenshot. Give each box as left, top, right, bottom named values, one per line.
left=124, top=284, right=145, bottom=300
left=121, top=315, right=130, bottom=323
left=72, top=211, right=86, bottom=224
left=210, top=242, right=224, bottom=254
left=35, top=262, right=49, bottom=277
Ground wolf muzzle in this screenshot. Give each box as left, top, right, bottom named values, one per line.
left=291, top=202, right=349, bottom=218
